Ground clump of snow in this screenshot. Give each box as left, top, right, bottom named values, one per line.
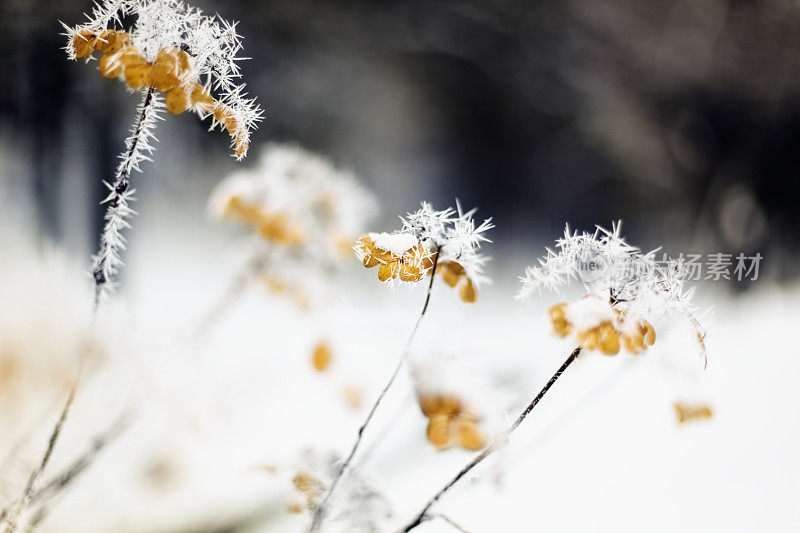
left=563, top=296, right=616, bottom=331
left=369, top=232, right=418, bottom=256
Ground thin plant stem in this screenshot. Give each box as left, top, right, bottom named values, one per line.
left=190, top=250, right=270, bottom=342
left=25, top=412, right=132, bottom=530
left=433, top=513, right=472, bottom=533
left=0, top=385, right=78, bottom=533
left=400, top=346, right=582, bottom=533
left=1, top=89, right=158, bottom=533
left=92, top=86, right=158, bottom=310
left=308, top=250, right=441, bottom=533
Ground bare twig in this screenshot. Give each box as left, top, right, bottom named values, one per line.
left=25, top=412, right=132, bottom=530
left=308, top=250, right=441, bottom=532
left=0, top=386, right=78, bottom=532
left=433, top=513, right=472, bottom=533
left=400, top=346, right=582, bottom=532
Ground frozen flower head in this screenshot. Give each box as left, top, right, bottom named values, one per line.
left=210, top=144, right=378, bottom=261
left=65, top=0, right=263, bottom=159
left=519, top=223, right=707, bottom=364
left=354, top=201, right=493, bottom=303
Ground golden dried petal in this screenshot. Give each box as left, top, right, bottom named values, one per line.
left=643, top=321, right=656, bottom=345
left=454, top=418, right=485, bottom=451
left=164, top=85, right=190, bottom=115
left=311, top=342, right=332, bottom=372
left=98, top=52, right=123, bottom=79
left=418, top=394, right=442, bottom=417
left=599, top=323, right=620, bottom=355
left=458, top=277, right=477, bottom=303
left=72, top=30, right=96, bottom=59
left=426, top=414, right=451, bottom=448
left=377, top=261, right=398, bottom=281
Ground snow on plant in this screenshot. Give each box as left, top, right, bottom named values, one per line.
left=398, top=222, right=710, bottom=532
left=518, top=222, right=707, bottom=363
left=411, top=359, right=486, bottom=451
left=354, top=201, right=493, bottom=302
left=307, top=201, right=493, bottom=532
left=210, top=143, right=377, bottom=266
left=196, top=144, right=377, bottom=336
left=64, top=0, right=264, bottom=302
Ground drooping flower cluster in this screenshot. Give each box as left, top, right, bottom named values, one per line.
left=210, top=144, right=377, bottom=307
left=211, top=144, right=378, bottom=261
left=548, top=296, right=656, bottom=355
left=64, top=0, right=263, bottom=159
left=354, top=202, right=493, bottom=302
left=519, top=223, right=707, bottom=363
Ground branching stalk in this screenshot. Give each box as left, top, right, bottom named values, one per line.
left=400, top=346, right=582, bottom=532
left=308, top=250, right=441, bottom=532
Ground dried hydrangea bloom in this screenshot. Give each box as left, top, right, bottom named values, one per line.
left=64, top=0, right=263, bottom=159
left=519, top=223, right=707, bottom=364
left=354, top=202, right=493, bottom=302
left=210, top=144, right=377, bottom=263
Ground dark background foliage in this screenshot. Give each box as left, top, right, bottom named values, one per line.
left=2, top=0, right=799, bottom=281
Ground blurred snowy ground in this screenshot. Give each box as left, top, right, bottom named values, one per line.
left=1, top=193, right=798, bottom=533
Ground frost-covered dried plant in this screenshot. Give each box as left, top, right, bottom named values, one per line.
left=64, top=0, right=262, bottom=158
left=286, top=449, right=392, bottom=533
left=195, top=144, right=377, bottom=336
left=399, top=223, right=709, bottom=532
left=64, top=0, right=263, bottom=302
left=210, top=144, right=377, bottom=266
left=354, top=201, right=493, bottom=303
left=518, top=222, right=707, bottom=364
left=308, top=202, right=493, bottom=532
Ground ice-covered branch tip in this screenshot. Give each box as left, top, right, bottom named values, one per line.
left=518, top=222, right=708, bottom=365
left=354, top=201, right=493, bottom=303
left=64, top=0, right=263, bottom=159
